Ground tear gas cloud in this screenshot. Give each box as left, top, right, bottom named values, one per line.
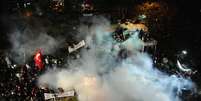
left=38, top=16, right=195, bottom=101
left=9, top=27, right=64, bottom=64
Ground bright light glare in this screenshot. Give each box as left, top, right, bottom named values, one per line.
left=182, top=50, right=187, bottom=55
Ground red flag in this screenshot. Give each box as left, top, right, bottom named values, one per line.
left=34, top=50, right=44, bottom=70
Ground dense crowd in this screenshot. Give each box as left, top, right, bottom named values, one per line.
left=0, top=52, right=67, bottom=101
left=0, top=54, right=45, bottom=101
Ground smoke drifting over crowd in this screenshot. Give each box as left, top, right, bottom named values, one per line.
left=37, top=17, right=195, bottom=101
left=8, top=26, right=64, bottom=64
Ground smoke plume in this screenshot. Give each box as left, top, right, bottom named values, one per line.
left=38, top=16, right=195, bottom=101
left=9, top=25, right=63, bottom=64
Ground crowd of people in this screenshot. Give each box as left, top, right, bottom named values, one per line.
left=0, top=54, right=46, bottom=101
left=0, top=51, right=66, bottom=101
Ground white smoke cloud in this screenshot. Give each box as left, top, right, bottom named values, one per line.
left=38, top=16, right=195, bottom=101
left=9, top=27, right=64, bottom=63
